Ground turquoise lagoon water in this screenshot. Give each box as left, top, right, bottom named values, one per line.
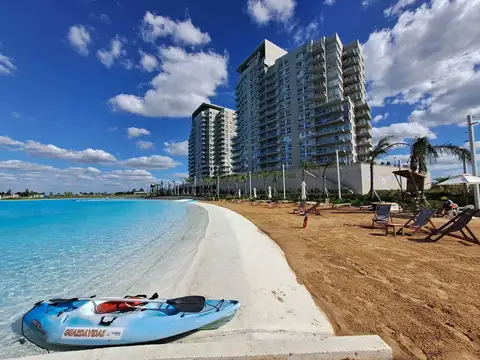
left=0, top=199, right=207, bottom=359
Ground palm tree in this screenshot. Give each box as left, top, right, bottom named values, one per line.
left=271, top=170, right=281, bottom=196
left=318, top=157, right=337, bottom=198
left=301, top=161, right=316, bottom=182
left=259, top=171, right=270, bottom=197
left=409, top=136, right=471, bottom=174
left=237, top=173, right=248, bottom=197
left=367, top=136, right=406, bottom=201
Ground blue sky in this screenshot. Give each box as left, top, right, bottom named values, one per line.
left=0, top=0, right=479, bottom=192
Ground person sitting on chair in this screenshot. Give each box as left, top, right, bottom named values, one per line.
left=441, top=196, right=454, bottom=216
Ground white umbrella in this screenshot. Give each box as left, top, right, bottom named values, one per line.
left=268, top=186, right=272, bottom=200
left=301, top=181, right=307, bottom=201
left=238, top=189, right=241, bottom=198
left=253, top=187, right=257, bottom=199
left=436, top=173, right=480, bottom=185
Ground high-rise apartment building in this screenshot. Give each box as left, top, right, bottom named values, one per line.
left=188, top=103, right=237, bottom=180
left=232, top=34, right=372, bottom=173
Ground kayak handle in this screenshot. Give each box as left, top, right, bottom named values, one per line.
left=99, top=316, right=117, bottom=326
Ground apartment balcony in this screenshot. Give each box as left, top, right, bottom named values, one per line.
left=259, top=147, right=281, bottom=157
left=311, top=44, right=324, bottom=54
left=265, top=90, right=277, bottom=100
left=310, top=63, right=325, bottom=73
left=356, top=128, right=372, bottom=139
left=265, top=106, right=278, bottom=116
left=355, top=110, right=372, bottom=120
left=355, top=101, right=371, bottom=111
left=258, top=156, right=282, bottom=165
left=343, top=65, right=362, bottom=76
left=311, top=54, right=324, bottom=64
left=312, top=115, right=344, bottom=127
left=358, top=138, right=373, bottom=146
left=312, top=91, right=327, bottom=101
left=343, top=47, right=360, bottom=59
left=343, top=74, right=363, bottom=86
left=311, top=81, right=327, bottom=91
left=258, top=125, right=280, bottom=137
left=259, top=140, right=281, bottom=150
left=344, top=83, right=363, bottom=94
left=259, top=130, right=282, bottom=141
left=356, top=119, right=372, bottom=128
left=342, top=57, right=361, bottom=68
left=311, top=126, right=346, bottom=137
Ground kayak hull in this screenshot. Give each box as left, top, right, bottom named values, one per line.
left=22, top=298, right=240, bottom=350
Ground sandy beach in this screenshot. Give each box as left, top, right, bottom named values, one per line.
left=12, top=200, right=391, bottom=360
left=212, top=201, right=480, bottom=360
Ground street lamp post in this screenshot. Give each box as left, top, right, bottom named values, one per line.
left=467, top=114, right=480, bottom=209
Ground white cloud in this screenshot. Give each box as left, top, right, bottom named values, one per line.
left=139, top=51, right=158, bottom=72
left=124, top=155, right=180, bottom=170
left=0, top=135, right=23, bottom=146
left=127, top=127, right=150, bottom=138
left=372, top=122, right=436, bottom=143
left=140, top=12, right=211, bottom=46
left=324, top=0, right=336, bottom=5
left=89, top=13, right=110, bottom=24
left=363, top=0, right=480, bottom=127
left=384, top=0, right=416, bottom=17
left=107, top=126, right=118, bottom=132
left=0, top=53, right=16, bottom=76
left=11, top=111, right=21, bottom=118
left=0, top=172, right=16, bottom=181
left=293, top=20, right=319, bottom=45
left=0, top=159, right=159, bottom=193
left=136, top=140, right=155, bottom=150
left=247, top=0, right=296, bottom=25
left=372, top=112, right=389, bottom=124
left=0, top=160, right=56, bottom=172
left=23, top=141, right=117, bottom=164
left=67, top=25, right=93, bottom=56
left=97, top=36, right=127, bottom=68
left=102, top=169, right=155, bottom=182
left=164, top=140, right=188, bottom=156
left=109, top=47, right=228, bottom=117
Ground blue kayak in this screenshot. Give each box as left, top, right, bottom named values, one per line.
left=22, top=294, right=240, bottom=350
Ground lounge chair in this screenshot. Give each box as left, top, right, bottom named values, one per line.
left=304, top=202, right=321, bottom=215
left=396, top=208, right=436, bottom=236
left=292, top=202, right=306, bottom=214
left=371, top=204, right=392, bottom=228
left=423, top=208, right=480, bottom=244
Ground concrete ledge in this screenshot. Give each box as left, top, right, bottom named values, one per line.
left=15, top=335, right=392, bottom=360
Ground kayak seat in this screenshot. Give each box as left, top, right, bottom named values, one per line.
left=95, top=301, right=145, bottom=314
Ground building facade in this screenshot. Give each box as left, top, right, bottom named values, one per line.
left=188, top=103, right=237, bottom=180
left=233, top=34, right=372, bottom=174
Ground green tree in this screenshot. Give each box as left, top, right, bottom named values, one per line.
left=318, top=157, right=337, bottom=198
left=367, top=136, right=406, bottom=201
left=271, top=170, right=281, bottom=196
left=259, top=171, right=270, bottom=197
left=409, top=136, right=471, bottom=174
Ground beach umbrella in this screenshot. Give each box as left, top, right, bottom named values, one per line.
left=268, top=186, right=272, bottom=200
left=301, top=181, right=307, bottom=201
left=253, top=187, right=257, bottom=199
left=238, top=189, right=241, bottom=198
left=436, top=173, right=480, bottom=185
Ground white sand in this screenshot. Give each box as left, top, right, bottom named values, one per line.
left=11, top=202, right=394, bottom=360
left=171, top=202, right=334, bottom=342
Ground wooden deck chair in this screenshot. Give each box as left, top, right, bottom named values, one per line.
left=305, top=202, right=321, bottom=216
left=396, top=208, right=436, bottom=236
left=371, top=204, right=392, bottom=228
left=292, top=202, right=306, bottom=215
left=423, top=209, right=480, bottom=244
